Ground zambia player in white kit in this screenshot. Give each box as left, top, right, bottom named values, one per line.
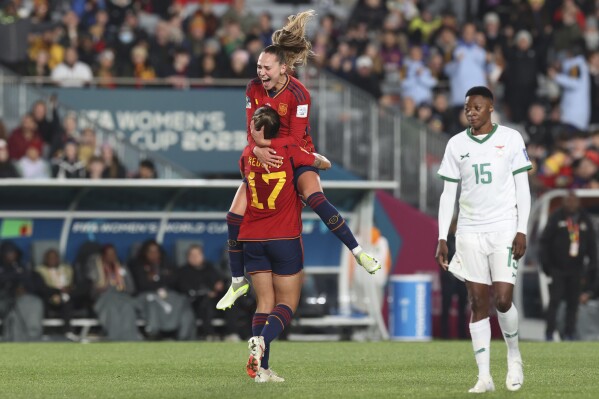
left=435, top=87, right=531, bottom=393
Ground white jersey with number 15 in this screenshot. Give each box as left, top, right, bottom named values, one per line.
left=437, top=124, right=532, bottom=233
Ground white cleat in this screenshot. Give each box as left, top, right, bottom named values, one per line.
left=216, top=278, right=250, bottom=310
left=468, top=376, right=495, bottom=393
left=255, top=367, right=285, bottom=383
left=506, top=357, right=524, bottom=391
left=355, top=250, right=382, bottom=274
left=246, top=336, right=265, bottom=378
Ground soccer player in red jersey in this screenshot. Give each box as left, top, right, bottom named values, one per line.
left=240, top=106, right=331, bottom=382
left=217, top=10, right=381, bottom=310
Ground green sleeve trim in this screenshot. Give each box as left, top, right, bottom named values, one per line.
left=438, top=173, right=460, bottom=183
left=512, top=165, right=533, bottom=175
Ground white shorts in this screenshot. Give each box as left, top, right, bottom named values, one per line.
left=448, top=230, right=519, bottom=285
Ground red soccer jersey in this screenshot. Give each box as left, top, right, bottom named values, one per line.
left=245, top=75, right=315, bottom=153
left=238, top=144, right=315, bottom=241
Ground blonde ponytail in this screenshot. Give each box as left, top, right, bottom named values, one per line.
left=271, top=10, right=316, bottom=70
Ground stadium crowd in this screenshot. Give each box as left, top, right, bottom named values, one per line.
left=0, top=0, right=599, bottom=192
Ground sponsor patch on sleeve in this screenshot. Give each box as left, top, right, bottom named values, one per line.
left=296, top=104, right=308, bottom=118
left=245, top=96, right=251, bottom=109
left=522, top=148, right=529, bottom=161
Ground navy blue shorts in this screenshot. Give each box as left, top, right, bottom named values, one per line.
left=293, top=165, right=319, bottom=191
left=243, top=238, right=304, bottom=275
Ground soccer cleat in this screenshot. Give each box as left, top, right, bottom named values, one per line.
left=246, top=336, right=265, bottom=378
left=255, top=367, right=285, bottom=383
left=506, top=357, right=524, bottom=391
left=355, top=250, right=382, bottom=274
left=468, top=376, right=495, bottom=393
left=216, top=278, right=250, bottom=310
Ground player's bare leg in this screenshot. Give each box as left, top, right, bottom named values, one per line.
left=297, top=171, right=381, bottom=274
left=217, top=183, right=250, bottom=310
left=494, top=282, right=523, bottom=391
left=466, top=281, right=495, bottom=393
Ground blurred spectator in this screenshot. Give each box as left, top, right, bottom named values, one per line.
left=350, top=55, right=382, bottom=99
left=219, top=19, right=245, bottom=56
left=589, top=51, right=599, bottom=127
left=348, top=0, right=388, bottom=33
left=182, top=13, right=207, bottom=60
left=86, top=244, right=140, bottom=341
left=50, top=112, right=79, bottom=159
left=51, top=46, right=93, bottom=87
left=86, top=155, right=106, bottom=179
left=122, top=44, right=156, bottom=80
left=501, top=30, right=539, bottom=123
left=34, top=248, right=79, bottom=340
left=225, top=48, right=252, bottom=79
left=28, top=27, right=65, bottom=71
left=148, top=20, right=176, bottom=76
left=538, top=132, right=574, bottom=189
left=59, top=10, right=81, bottom=49
left=0, top=139, right=20, bottom=178
left=175, top=244, right=229, bottom=340
left=0, top=1, right=32, bottom=74
left=408, top=6, right=441, bottom=45
left=7, top=113, right=44, bottom=161
left=524, top=103, right=553, bottom=149
left=0, top=241, right=44, bottom=342
left=134, top=159, right=158, bottom=179
left=31, top=96, right=60, bottom=146
left=27, top=48, right=52, bottom=79
left=130, top=239, right=196, bottom=340
left=432, top=92, right=455, bottom=135
left=95, top=48, right=117, bottom=88
left=548, top=47, right=590, bottom=131
left=51, top=140, right=86, bottom=178
left=552, top=1, right=584, bottom=53
left=400, top=45, right=437, bottom=106
left=540, top=191, right=597, bottom=341
left=162, top=46, right=195, bottom=88
left=257, top=11, right=273, bottom=47
left=571, top=156, right=599, bottom=188
left=17, top=146, right=51, bottom=179
left=112, top=10, right=148, bottom=69
left=78, top=127, right=99, bottom=165
left=0, top=119, right=6, bottom=141
left=101, top=143, right=126, bottom=178
left=444, top=23, right=489, bottom=111
left=221, top=0, right=258, bottom=34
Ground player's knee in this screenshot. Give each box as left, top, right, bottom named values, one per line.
left=468, top=293, right=487, bottom=313
left=494, top=296, right=512, bottom=313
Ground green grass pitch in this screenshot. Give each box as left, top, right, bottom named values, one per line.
left=0, top=341, right=597, bottom=398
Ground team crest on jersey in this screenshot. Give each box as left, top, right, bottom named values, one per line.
left=245, top=96, right=251, bottom=109
left=278, top=103, right=288, bottom=116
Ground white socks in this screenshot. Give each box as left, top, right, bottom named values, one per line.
left=351, top=245, right=363, bottom=256
left=497, top=304, right=521, bottom=360
left=232, top=277, right=245, bottom=284
left=470, top=317, right=491, bottom=378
